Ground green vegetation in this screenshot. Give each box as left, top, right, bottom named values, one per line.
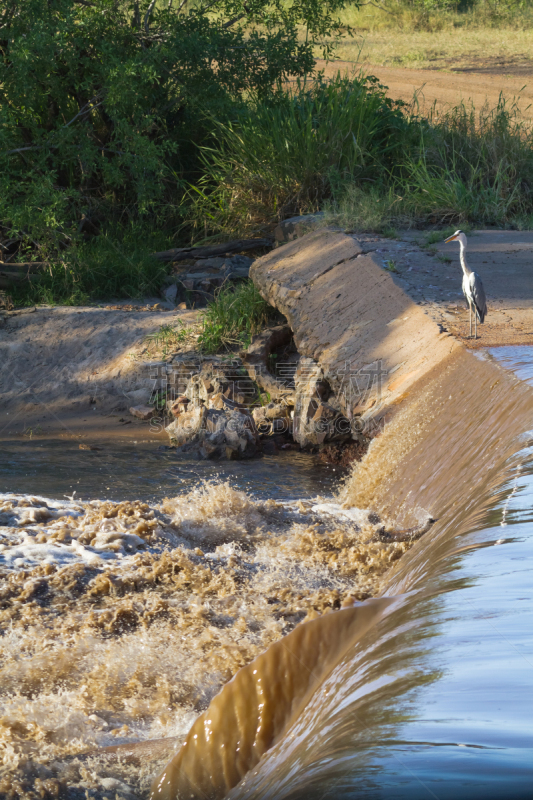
left=2, top=0, right=533, bottom=323
left=324, top=94, right=533, bottom=232
left=144, top=320, right=199, bottom=359
left=195, top=81, right=533, bottom=236
left=336, top=0, right=533, bottom=35
left=140, top=282, right=273, bottom=361
left=8, top=226, right=170, bottom=306
left=198, top=282, right=278, bottom=353
left=190, top=74, right=408, bottom=234
left=0, top=0, right=348, bottom=303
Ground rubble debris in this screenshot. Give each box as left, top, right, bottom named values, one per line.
left=129, top=405, right=155, bottom=420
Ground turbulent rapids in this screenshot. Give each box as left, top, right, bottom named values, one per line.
left=0, top=483, right=414, bottom=798
left=1, top=346, right=533, bottom=799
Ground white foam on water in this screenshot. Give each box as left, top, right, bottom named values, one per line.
left=0, top=483, right=409, bottom=797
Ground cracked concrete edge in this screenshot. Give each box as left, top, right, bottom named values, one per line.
left=250, top=229, right=464, bottom=429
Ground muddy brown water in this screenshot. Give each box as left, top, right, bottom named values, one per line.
left=0, top=443, right=340, bottom=503
left=224, top=346, right=533, bottom=800
left=1, top=347, right=533, bottom=798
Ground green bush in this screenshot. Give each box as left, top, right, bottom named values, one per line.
left=8, top=225, right=170, bottom=306
left=0, top=0, right=350, bottom=258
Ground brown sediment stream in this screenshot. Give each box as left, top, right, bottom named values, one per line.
left=143, top=345, right=533, bottom=800
left=2, top=230, right=533, bottom=797
left=1, top=345, right=533, bottom=798
left=0, top=476, right=413, bottom=797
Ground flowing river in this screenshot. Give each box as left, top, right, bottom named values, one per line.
left=0, top=346, right=532, bottom=799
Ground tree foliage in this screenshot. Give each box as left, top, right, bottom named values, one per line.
left=0, top=0, right=351, bottom=252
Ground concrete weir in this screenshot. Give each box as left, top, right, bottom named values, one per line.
left=250, top=229, right=461, bottom=428
left=250, top=228, right=533, bottom=429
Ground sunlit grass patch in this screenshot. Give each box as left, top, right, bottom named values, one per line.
left=198, top=281, right=279, bottom=353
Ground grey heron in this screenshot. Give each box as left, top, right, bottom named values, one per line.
left=444, top=230, right=487, bottom=339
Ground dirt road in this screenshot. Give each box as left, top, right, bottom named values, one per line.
left=318, top=60, right=533, bottom=122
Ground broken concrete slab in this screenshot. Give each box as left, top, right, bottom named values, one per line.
left=251, top=229, right=462, bottom=425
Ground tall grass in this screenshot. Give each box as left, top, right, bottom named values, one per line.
left=336, top=0, right=533, bottom=33
left=188, top=74, right=408, bottom=236
left=190, top=76, right=533, bottom=236
left=398, top=96, right=533, bottom=225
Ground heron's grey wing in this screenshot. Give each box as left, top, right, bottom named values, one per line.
left=470, top=272, right=487, bottom=323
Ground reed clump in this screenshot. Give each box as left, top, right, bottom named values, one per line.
left=191, top=76, right=533, bottom=236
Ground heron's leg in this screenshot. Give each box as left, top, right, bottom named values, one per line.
left=475, top=309, right=477, bottom=339
left=469, top=303, right=472, bottom=337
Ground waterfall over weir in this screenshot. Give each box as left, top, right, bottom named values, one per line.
left=150, top=346, right=533, bottom=800
left=1, top=345, right=532, bottom=800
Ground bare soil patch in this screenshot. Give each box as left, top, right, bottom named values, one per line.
left=0, top=305, right=199, bottom=441
left=317, top=59, right=533, bottom=122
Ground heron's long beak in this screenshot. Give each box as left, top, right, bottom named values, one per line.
left=444, top=234, right=458, bottom=243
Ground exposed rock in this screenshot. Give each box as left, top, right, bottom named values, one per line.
left=125, top=388, right=152, bottom=406
left=293, top=358, right=351, bottom=449
left=129, top=405, right=155, bottom=420
left=208, top=392, right=225, bottom=410
left=160, top=255, right=257, bottom=308
left=169, top=395, right=190, bottom=417
left=163, top=283, right=178, bottom=304
left=222, top=409, right=261, bottom=459
left=165, top=405, right=261, bottom=460
left=165, top=405, right=207, bottom=446
left=252, top=402, right=291, bottom=436
left=168, top=356, right=259, bottom=409
left=241, top=325, right=295, bottom=402
left=273, top=214, right=324, bottom=244
left=226, top=255, right=253, bottom=279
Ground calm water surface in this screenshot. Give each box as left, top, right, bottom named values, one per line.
left=0, top=440, right=340, bottom=502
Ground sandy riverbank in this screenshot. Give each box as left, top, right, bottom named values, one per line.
left=0, top=305, right=199, bottom=442
left=2, top=229, right=532, bottom=444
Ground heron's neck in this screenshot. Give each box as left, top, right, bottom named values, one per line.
left=458, top=240, right=472, bottom=276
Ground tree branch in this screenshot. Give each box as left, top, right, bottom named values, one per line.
left=357, top=1, right=395, bottom=15
left=62, top=96, right=104, bottom=129
left=144, top=0, right=157, bottom=34
left=2, top=145, right=48, bottom=156
left=196, top=0, right=222, bottom=15
left=223, top=12, right=246, bottom=28
left=2, top=96, right=105, bottom=157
